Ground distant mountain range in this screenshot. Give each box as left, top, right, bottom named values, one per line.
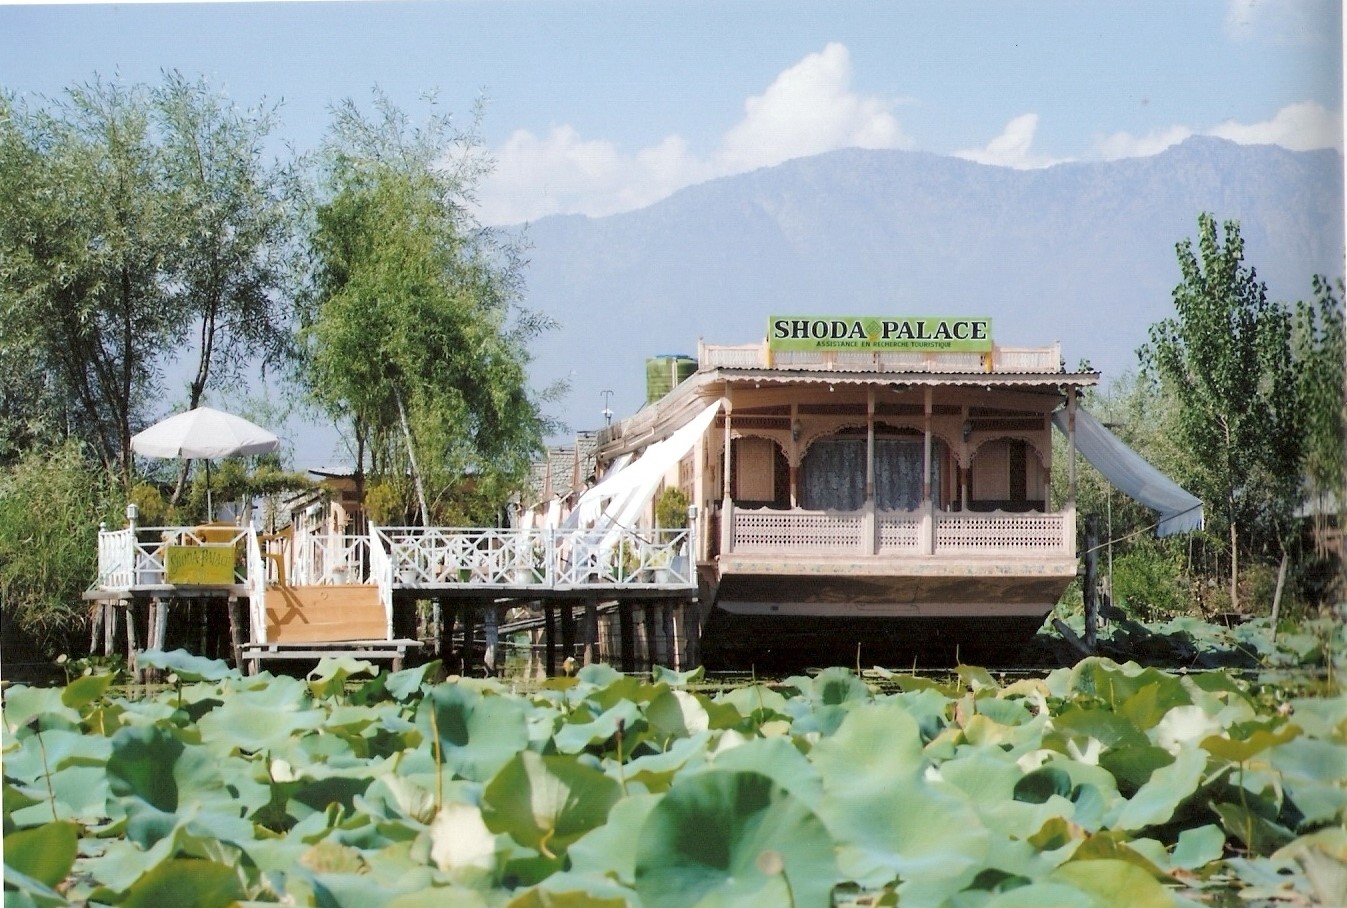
left=516, top=136, right=1344, bottom=439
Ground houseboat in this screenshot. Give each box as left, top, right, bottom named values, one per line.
left=573, top=316, right=1199, bottom=668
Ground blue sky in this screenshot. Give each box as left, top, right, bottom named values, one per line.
left=3, top=0, right=1342, bottom=227
left=3, top=0, right=1342, bottom=466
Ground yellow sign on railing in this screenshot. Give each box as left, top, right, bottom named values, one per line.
left=768, top=316, right=993, bottom=352
left=165, top=544, right=235, bottom=585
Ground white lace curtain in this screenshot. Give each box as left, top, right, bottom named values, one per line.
left=800, top=438, right=940, bottom=511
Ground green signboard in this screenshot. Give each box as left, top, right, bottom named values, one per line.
left=165, top=544, right=236, bottom=585
left=768, top=316, right=993, bottom=352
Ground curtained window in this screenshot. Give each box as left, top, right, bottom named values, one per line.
left=800, top=435, right=943, bottom=511
left=800, top=438, right=865, bottom=510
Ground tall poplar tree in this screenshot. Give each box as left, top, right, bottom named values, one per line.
left=1139, top=213, right=1301, bottom=611
left=304, top=92, right=553, bottom=525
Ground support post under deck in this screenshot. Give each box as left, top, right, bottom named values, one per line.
left=560, top=602, right=575, bottom=664
left=618, top=602, right=635, bottom=672
left=583, top=599, right=598, bottom=666
left=460, top=606, right=476, bottom=676
left=543, top=604, right=556, bottom=676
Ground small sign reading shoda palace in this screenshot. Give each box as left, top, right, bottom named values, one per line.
left=768, top=316, right=992, bottom=353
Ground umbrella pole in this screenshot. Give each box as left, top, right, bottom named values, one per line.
left=206, top=459, right=212, bottom=521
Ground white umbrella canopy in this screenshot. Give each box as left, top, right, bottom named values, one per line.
left=131, top=406, right=280, bottom=518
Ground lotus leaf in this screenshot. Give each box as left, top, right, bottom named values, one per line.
left=482, top=750, right=621, bottom=859
left=59, top=671, right=115, bottom=709
left=308, top=656, right=380, bottom=697
left=3, top=821, right=77, bottom=887
left=115, top=857, right=248, bottom=908
left=552, top=698, right=643, bottom=754
left=420, top=683, right=530, bottom=782
left=503, top=871, right=634, bottom=907
left=633, top=769, right=836, bottom=908
left=707, top=735, right=823, bottom=810
left=1200, top=722, right=1300, bottom=763
left=137, top=648, right=235, bottom=682
left=1170, top=823, right=1226, bottom=870
left=385, top=661, right=442, bottom=701
left=652, top=663, right=705, bottom=688
left=566, top=791, right=662, bottom=883
left=1047, top=858, right=1178, bottom=907
left=1211, top=801, right=1295, bottom=854
left=2, top=685, right=81, bottom=731
left=1275, top=827, right=1347, bottom=906
left=1110, top=745, right=1207, bottom=831
left=617, top=731, right=711, bottom=791
left=1014, top=765, right=1074, bottom=804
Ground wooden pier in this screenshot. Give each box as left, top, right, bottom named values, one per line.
left=87, top=519, right=701, bottom=678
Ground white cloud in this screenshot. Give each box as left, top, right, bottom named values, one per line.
left=952, top=114, right=1063, bottom=169
left=475, top=42, right=908, bottom=225
left=479, top=125, right=709, bottom=225
left=1208, top=101, right=1344, bottom=151
left=714, top=42, right=910, bottom=173
left=1095, top=101, right=1343, bottom=161
left=1095, top=124, right=1196, bottom=161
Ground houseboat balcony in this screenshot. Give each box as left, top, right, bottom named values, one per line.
left=719, top=506, right=1075, bottom=577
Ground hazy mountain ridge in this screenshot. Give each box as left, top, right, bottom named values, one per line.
left=518, top=137, right=1344, bottom=436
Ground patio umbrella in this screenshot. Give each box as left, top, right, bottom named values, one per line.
left=131, top=406, right=280, bottom=518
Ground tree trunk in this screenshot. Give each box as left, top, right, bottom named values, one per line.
left=394, top=386, right=430, bottom=525
left=1229, top=520, right=1239, bottom=612
left=1270, top=550, right=1289, bottom=642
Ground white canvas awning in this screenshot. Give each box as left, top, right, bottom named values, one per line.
left=1053, top=407, right=1204, bottom=536
left=572, top=400, right=723, bottom=533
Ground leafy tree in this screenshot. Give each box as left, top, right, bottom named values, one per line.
left=0, top=439, right=118, bottom=657
left=1, top=81, right=180, bottom=482
left=1139, top=213, right=1301, bottom=611
left=1293, top=275, right=1345, bottom=515
left=0, top=75, right=301, bottom=488
left=152, top=73, right=304, bottom=498
left=303, top=92, right=554, bottom=524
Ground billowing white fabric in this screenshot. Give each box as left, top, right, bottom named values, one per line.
left=131, top=406, right=279, bottom=459
left=544, top=498, right=563, bottom=529
left=573, top=400, right=723, bottom=532
left=1052, top=407, right=1204, bottom=536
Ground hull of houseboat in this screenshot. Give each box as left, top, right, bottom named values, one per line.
left=701, top=566, right=1074, bottom=668
left=700, top=608, right=1056, bottom=670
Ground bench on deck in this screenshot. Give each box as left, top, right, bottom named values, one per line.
left=246, top=580, right=420, bottom=675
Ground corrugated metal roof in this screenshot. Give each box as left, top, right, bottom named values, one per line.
left=714, top=369, right=1098, bottom=389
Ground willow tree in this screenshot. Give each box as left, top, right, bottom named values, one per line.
left=0, top=75, right=301, bottom=487
left=1139, top=214, right=1301, bottom=612
left=304, top=93, right=552, bottom=525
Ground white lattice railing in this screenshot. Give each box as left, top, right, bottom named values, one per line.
left=877, top=512, right=924, bottom=552
left=367, top=522, right=394, bottom=633
left=97, top=528, right=136, bottom=589
left=292, top=532, right=372, bottom=585
left=95, top=525, right=252, bottom=589
left=934, top=511, right=1068, bottom=551
left=373, top=526, right=695, bottom=590
left=734, top=509, right=865, bottom=551
left=729, top=508, right=1071, bottom=556
left=94, top=522, right=698, bottom=594
left=245, top=528, right=267, bottom=643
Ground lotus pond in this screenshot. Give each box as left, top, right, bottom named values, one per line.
left=3, top=620, right=1346, bottom=907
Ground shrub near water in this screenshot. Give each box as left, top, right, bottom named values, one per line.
left=3, top=647, right=1346, bottom=907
